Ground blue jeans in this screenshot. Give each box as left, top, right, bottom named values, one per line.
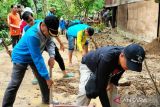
left=68, top=36, right=89, bottom=51
left=68, top=36, right=75, bottom=50
left=2, top=63, right=50, bottom=107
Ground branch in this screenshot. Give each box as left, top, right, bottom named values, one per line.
left=144, top=60, right=160, bottom=96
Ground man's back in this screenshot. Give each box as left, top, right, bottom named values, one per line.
left=67, top=24, right=89, bottom=37
left=82, top=46, right=124, bottom=73
left=24, top=20, right=41, bottom=32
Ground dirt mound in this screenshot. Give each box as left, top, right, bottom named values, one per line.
left=53, top=78, right=78, bottom=95
left=145, top=38, right=160, bottom=56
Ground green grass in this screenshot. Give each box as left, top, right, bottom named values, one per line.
left=0, top=45, right=3, bottom=51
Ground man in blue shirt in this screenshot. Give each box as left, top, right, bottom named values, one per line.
left=47, top=7, right=56, bottom=16
left=59, top=17, right=66, bottom=35
left=2, top=15, right=59, bottom=106
left=22, top=11, right=73, bottom=83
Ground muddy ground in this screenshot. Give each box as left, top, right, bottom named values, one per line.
left=0, top=28, right=160, bottom=107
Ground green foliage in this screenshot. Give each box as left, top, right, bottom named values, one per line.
left=92, top=23, right=106, bottom=31
left=0, top=30, right=9, bottom=38
left=48, top=0, right=72, bottom=19
left=0, top=45, right=3, bottom=51
left=72, top=0, right=104, bottom=17
left=92, top=0, right=105, bottom=12
left=4, top=38, right=12, bottom=46
left=0, top=0, right=13, bottom=30
left=47, top=0, right=104, bottom=20
left=35, top=0, right=43, bottom=18
left=0, top=0, right=31, bottom=30
left=0, top=0, right=105, bottom=50
left=17, top=0, right=31, bottom=7
left=0, top=30, right=12, bottom=47
left=0, top=1, right=9, bottom=18
left=0, top=19, right=8, bottom=31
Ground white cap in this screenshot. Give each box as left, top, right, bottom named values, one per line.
left=21, top=7, right=33, bottom=15
left=60, top=17, right=63, bottom=20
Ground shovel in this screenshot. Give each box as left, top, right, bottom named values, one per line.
left=0, top=38, right=11, bottom=57
left=49, top=67, right=54, bottom=107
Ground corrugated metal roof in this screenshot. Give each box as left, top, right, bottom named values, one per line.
left=105, top=0, right=143, bottom=7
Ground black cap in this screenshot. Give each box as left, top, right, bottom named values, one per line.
left=87, top=27, right=94, bottom=36
left=44, top=15, right=59, bottom=36
left=124, top=44, right=145, bottom=72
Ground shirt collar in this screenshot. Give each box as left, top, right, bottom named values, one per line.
left=37, top=22, right=48, bottom=39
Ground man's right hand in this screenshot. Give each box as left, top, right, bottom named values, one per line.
left=46, top=79, right=53, bottom=89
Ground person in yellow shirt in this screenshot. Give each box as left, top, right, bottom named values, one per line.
left=77, top=27, right=94, bottom=56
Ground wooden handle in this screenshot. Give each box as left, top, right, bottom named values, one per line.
left=49, top=67, right=53, bottom=105
left=0, top=39, right=11, bottom=57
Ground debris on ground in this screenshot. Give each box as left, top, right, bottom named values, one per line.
left=145, top=38, right=160, bottom=56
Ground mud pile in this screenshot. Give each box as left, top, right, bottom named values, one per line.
left=145, top=38, right=160, bottom=56
left=54, top=78, right=79, bottom=95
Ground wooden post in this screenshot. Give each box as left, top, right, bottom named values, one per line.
left=157, top=3, right=160, bottom=42
left=155, top=0, right=160, bottom=41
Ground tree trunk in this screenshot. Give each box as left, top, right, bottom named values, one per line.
left=33, top=0, right=38, bottom=18
left=41, top=0, right=48, bottom=17
left=84, top=8, right=88, bottom=23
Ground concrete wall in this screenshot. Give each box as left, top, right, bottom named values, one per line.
left=117, top=4, right=128, bottom=30
left=117, top=0, right=159, bottom=42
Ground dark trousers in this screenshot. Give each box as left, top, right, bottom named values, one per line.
left=44, top=45, right=65, bottom=71
left=105, top=16, right=112, bottom=27
left=2, top=63, right=49, bottom=107
left=55, top=46, right=65, bottom=71
left=111, top=6, right=117, bottom=28
left=60, top=29, right=65, bottom=35
left=11, top=36, right=20, bottom=48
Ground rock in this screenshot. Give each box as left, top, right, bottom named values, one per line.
left=28, top=102, right=31, bottom=105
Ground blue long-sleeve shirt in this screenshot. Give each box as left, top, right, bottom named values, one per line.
left=12, top=21, right=55, bottom=80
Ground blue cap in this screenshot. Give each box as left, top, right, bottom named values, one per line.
left=124, top=44, right=145, bottom=72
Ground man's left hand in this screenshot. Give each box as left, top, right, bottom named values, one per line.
left=48, top=57, right=55, bottom=68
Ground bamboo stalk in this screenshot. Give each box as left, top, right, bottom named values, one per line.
left=144, top=60, right=160, bottom=96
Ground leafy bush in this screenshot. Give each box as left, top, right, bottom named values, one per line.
left=92, top=23, right=106, bottom=32
left=0, top=45, right=3, bottom=50
left=0, top=30, right=12, bottom=46
left=0, top=30, right=9, bottom=38
left=0, top=19, right=8, bottom=31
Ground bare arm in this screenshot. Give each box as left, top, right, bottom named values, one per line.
left=90, top=37, right=98, bottom=49
left=55, top=36, right=65, bottom=51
